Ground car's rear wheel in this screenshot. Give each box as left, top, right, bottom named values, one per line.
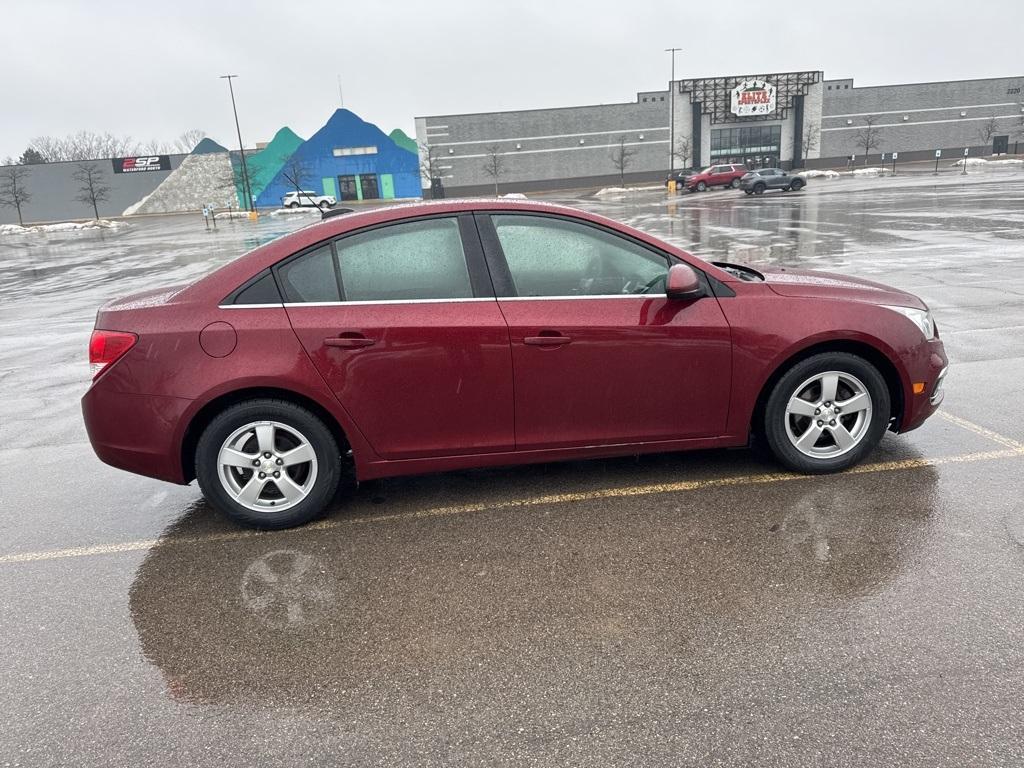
left=696, top=181, right=707, bottom=192
left=763, top=353, right=890, bottom=474
left=753, top=183, right=766, bottom=195
left=196, top=399, right=341, bottom=529
left=730, top=178, right=741, bottom=189
left=790, top=179, right=805, bottom=192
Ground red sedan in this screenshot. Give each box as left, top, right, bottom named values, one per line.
left=82, top=200, right=947, bottom=528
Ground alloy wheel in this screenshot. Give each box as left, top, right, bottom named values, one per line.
left=783, top=371, right=873, bottom=459
left=217, top=420, right=319, bottom=512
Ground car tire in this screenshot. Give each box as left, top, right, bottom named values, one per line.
left=287, top=202, right=299, bottom=209
left=696, top=181, right=707, bottom=192
left=753, top=183, right=766, bottom=195
left=744, top=189, right=753, bottom=195
left=195, top=399, right=341, bottom=529
left=763, top=352, right=891, bottom=474
left=790, top=179, right=804, bottom=192
left=730, top=178, right=741, bottom=189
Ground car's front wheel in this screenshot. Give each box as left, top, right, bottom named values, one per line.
left=753, top=183, right=766, bottom=195
left=789, top=179, right=805, bottom=192
left=763, top=352, right=890, bottom=474
left=287, top=201, right=299, bottom=209
left=730, top=178, right=741, bottom=189
left=196, top=399, right=341, bottom=528
left=696, top=181, right=707, bottom=192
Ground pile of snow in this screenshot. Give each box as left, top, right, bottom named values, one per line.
left=214, top=210, right=252, bottom=220
left=500, top=192, right=528, bottom=199
left=127, top=152, right=238, bottom=215
left=852, top=167, right=887, bottom=177
left=798, top=169, right=840, bottom=179
left=0, top=219, right=125, bottom=236
left=269, top=207, right=320, bottom=216
left=955, top=157, right=1024, bottom=168
left=595, top=185, right=664, bottom=197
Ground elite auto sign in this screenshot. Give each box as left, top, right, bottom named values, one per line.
left=730, top=79, right=777, bottom=117
left=111, top=155, right=171, bottom=173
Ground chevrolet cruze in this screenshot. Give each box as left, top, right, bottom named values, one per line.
left=83, top=200, right=948, bottom=528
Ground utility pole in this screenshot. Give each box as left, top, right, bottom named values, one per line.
left=220, top=74, right=255, bottom=216
left=665, top=48, right=681, bottom=172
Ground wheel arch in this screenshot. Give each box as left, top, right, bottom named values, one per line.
left=180, top=386, right=353, bottom=484
left=751, top=339, right=906, bottom=439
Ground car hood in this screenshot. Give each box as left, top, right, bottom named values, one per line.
left=758, top=267, right=927, bottom=309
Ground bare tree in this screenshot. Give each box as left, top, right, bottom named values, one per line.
left=29, top=131, right=142, bottom=162
left=853, top=115, right=882, bottom=163
left=419, top=142, right=444, bottom=183
left=975, top=117, right=1000, bottom=150
left=481, top=145, right=506, bottom=196
left=72, top=163, right=111, bottom=219
left=801, top=124, right=820, bottom=163
left=610, top=136, right=638, bottom=186
left=174, top=129, right=207, bottom=154
left=142, top=138, right=172, bottom=154
left=671, top=136, right=692, bottom=169
left=0, top=166, right=32, bottom=225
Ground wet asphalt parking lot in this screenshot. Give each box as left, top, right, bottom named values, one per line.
left=1, top=170, right=1023, bottom=766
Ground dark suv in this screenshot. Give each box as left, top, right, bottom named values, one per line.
left=686, top=164, right=748, bottom=192
left=665, top=168, right=699, bottom=189
left=740, top=168, right=806, bottom=195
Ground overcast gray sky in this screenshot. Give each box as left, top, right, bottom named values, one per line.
left=4, top=0, right=1023, bottom=158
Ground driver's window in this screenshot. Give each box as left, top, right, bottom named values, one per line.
left=491, top=214, right=668, bottom=298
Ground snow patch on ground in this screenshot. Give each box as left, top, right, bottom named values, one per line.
left=268, top=207, right=320, bottom=216
left=0, top=219, right=126, bottom=236
left=214, top=210, right=252, bottom=220
left=595, top=185, right=663, bottom=197
left=500, top=192, right=528, bottom=199
left=955, top=157, right=1024, bottom=167
left=852, top=167, right=887, bottom=177
left=798, top=169, right=841, bottom=179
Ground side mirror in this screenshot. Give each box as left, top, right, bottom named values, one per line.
left=666, top=263, right=703, bottom=300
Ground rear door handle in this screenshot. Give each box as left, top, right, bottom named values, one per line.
left=524, top=333, right=572, bottom=347
left=324, top=333, right=375, bottom=348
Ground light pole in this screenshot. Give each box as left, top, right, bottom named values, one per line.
left=665, top=48, right=681, bottom=172
left=220, top=74, right=255, bottom=215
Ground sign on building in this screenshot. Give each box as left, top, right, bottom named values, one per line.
left=730, top=79, right=777, bottom=117
left=111, top=155, right=171, bottom=174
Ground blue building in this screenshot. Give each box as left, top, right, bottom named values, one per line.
left=257, top=109, right=420, bottom=207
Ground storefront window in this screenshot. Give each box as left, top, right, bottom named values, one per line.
left=710, top=125, right=782, bottom=167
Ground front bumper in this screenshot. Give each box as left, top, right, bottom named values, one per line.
left=897, top=340, right=948, bottom=432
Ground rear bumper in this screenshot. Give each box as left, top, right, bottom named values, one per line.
left=897, top=340, right=948, bottom=433
left=82, top=385, right=192, bottom=484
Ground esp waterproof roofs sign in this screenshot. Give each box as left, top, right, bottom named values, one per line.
left=111, top=155, right=171, bottom=173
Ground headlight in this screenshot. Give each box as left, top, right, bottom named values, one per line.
left=884, top=305, right=935, bottom=340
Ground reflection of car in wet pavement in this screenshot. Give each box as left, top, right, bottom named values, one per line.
left=82, top=198, right=948, bottom=529
left=740, top=168, right=806, bottom=195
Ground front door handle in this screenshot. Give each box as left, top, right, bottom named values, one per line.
left=324, top=333, right=375, bottom=348
left=524, top=333, right=571, bottom=347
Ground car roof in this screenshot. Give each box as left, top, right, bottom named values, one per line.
left=186, top=198, right=735, bottom=302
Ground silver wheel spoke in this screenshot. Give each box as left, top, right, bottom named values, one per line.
left=279, top=443, right=315, bottom=467
left=838, top=392, right=870, bottom=414
left=273, top=474, right=306, bottom=503
left=820, top=373, right=839, bottom=404
left=236, top=476, right=267, bottom=506
left=787, top=397, right=818, bottom=417
left=795, top=423, right=824, bottom=452
left=221, top=447, right=256, bottom=468
left=831, top=424, right=856, bottom=451
left=255, top=424, right=276, bottom=454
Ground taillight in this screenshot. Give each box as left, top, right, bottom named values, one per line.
left=89, top=329, right=137, bottom=381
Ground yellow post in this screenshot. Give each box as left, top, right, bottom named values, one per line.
left=668, top=180, right=677, bottom=194
left=248, top=210, right=258, bottom=221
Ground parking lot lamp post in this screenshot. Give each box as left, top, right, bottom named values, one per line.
left=220, top=74, right=255, bottom=218
left=665, top=48, right=681, bottom=173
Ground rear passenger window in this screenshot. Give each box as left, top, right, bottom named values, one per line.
left=278, top=245, right=340, bottom=303
left=335, top=217, right=473, bottom=302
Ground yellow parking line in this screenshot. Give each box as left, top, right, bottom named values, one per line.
left=1, top=446, right=1021, bottom=566
left=938, top=411, right=1024, bottom=451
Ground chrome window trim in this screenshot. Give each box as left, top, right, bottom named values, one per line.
left=499, top=293, right=668, bottom=301
left=220, top=294, right=668, bottom=309
left=217, top=303, right=285, bottom=309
